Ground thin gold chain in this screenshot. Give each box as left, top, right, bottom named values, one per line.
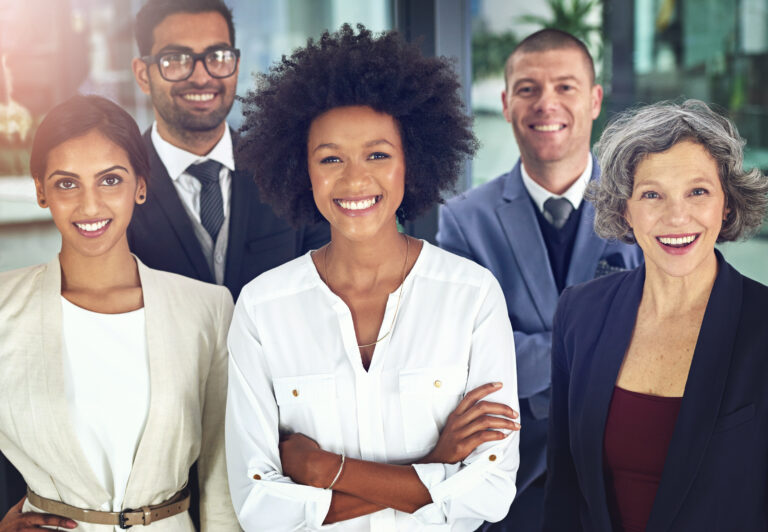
left=323, top=234, right=409, bottom=348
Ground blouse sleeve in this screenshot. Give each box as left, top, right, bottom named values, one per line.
left=410, top=273, right=521, bottom=526
left=198, top=288, right=242, bottom=531
left=225, top=292, right=333, bottom=531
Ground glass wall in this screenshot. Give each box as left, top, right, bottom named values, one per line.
left=0, top=0, right=391, bottom=271
left=470, top=0, right=767, bottom=282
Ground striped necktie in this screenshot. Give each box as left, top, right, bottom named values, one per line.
left=186, top=160, right=225, bottom=241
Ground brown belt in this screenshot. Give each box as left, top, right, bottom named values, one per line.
left=26, top=487, right=190, bottom=529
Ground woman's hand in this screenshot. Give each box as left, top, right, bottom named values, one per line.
left=420, top=382, right=520, bottom=465
left=279, top=432, right=341, bottom=489
left=0, top=497, right=77, bottom=531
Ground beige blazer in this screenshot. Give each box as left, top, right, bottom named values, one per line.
left=0, top=256, right=241, bottom=531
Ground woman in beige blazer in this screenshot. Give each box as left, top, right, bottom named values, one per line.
left=0, top=95, right=239, bottom=531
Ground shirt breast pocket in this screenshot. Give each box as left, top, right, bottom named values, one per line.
left=273, top=374, right=343, bottom=451
left=398, top=365, right=468, bottom=453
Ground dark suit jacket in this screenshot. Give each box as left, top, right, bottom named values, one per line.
left=128, top=130, right=329, bottom=301
left=437, top=158, right=643, bottom=496
left=544, top=252, right=768, bottom=531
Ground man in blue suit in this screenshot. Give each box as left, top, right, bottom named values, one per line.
left=437, top=29, right=642, bottom=531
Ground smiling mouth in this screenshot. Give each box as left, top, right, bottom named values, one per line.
left=334, top=196, right=382, bottom=211
left=530, top=124, right=566, bottom=132
left=181, top=92, right=216, bottom=102
left=74, top=219, right=111, bottom=233
left=656, top=234, right=699, bottom=248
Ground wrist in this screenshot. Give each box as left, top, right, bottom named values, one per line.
left=311, top=450, right=341, bottom=489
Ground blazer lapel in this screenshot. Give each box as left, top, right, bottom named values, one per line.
left=40, top=257, right=111, bottom=505
left=565, top=157, right=606, bottom=287
left=576, top=265, right=645, bottom=531
left=223, top=167, right=248, bottom=294
left=646, top=254, right=742, bottom=532
left=497, top=162, right=559, bottom=326
left=143, top=132, right=213, bottom=283
left=121, top=259, right=174, bottom=507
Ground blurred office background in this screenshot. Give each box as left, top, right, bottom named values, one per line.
left=0, top=0, right=766, bottom=281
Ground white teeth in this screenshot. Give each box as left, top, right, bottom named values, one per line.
left=75, top=219, right=109, bottom=232
left=183, top=93, right=215, bottom=102
left=336, top=197, right=379, bottom=210
left=658, top=235, right=696, bottom=245
left=533, top=124, right=564, bottom=132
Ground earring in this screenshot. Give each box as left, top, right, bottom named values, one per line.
left=39, top=198, right=46, bottom=206
left=139, top=194, right=145, bottom=200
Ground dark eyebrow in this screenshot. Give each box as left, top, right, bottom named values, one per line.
left=312, top=143, right=338, bottom=153
left=47, top=170, right=79, bottom=181
left=364, top=139, right=395, bottom=148
left=96, top=165, right=129, bottom=177
left=155, top=43, right=232, bottom=55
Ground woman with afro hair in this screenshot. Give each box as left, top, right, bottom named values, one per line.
left=226, top=24, right=521, bottom=531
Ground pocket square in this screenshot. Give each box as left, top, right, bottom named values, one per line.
left=594, top=255, right=628, bottom=278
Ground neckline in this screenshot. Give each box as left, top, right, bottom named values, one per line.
left=308, top=238, right=429, bottom=300
left=60, top=296, right=145, bottom=317
left=615, top=385, right=682, bottom=402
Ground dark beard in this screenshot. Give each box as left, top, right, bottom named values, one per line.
left=149, top=79, right=234, bottom=134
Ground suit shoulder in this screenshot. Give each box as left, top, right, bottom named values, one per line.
left=0, top=263, right=46, bottom=304
left=443, top=172, right=509, bottom=213
left=558, top=268, right=635, bottom=322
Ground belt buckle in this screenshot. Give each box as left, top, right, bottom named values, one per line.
left=118, top=509, right=132, bottom=529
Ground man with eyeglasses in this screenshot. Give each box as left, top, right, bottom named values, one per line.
left=129, top=0, right=329, bottom=303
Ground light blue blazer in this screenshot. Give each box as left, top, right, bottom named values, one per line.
left=437, top=157, right=643, bottom=495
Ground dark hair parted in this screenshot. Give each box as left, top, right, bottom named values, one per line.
left=237, top=24, right=478, bottom=225
left=505, top=28, right=595, bottom=86
left=135, top=0, right=235, bottom=56
left=30, top=94, right=150, bottom=185
left=589, top=99, right=768, bottom=243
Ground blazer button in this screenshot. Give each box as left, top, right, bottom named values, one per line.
left=253, top=474, right=261, bottom=480
left=488, top=454, right=497, bottom=462
left=433, top=380, right=442, bottom=388
left=292, top=389, right=299, bottom=397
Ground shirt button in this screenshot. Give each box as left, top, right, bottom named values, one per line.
left=215, top=254, right=223, bottom=263
left=252, top=474, right=261, bottom=480
left=434, top=380, right=442, bottom=388
left=489, top=454, right=497, bottom=462
left=292, top=389, right=299, bottom=397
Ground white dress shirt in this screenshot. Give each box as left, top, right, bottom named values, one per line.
left=60, top=297, right=149, bottom=528
left=150, top=122, right=235, bottom=221
left=520, top=155, right=592, bottom=216
left=226, top=241, right=520, bottom=531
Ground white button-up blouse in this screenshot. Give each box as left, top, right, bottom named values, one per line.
left=226, top=241, right=520, bottom=531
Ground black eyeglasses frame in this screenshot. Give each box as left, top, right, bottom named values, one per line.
left=141, top=47, right=241, bottom=82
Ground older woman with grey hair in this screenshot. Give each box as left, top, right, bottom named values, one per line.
left=543, top=99, right=768, bottom=532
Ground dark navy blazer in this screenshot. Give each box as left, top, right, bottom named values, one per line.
left=437, top=158, right=643, bottom=496
left=544, top=252, right=768, bottom=531
left=128, top=130, right=329, bottom=301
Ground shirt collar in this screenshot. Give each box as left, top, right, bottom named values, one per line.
left=150, top=121, right=235, bottom=182
left=519, top=155, right=592, bottom=214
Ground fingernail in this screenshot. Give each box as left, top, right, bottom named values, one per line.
left=493, top=382, right=503, bottom=388
left=67, top=520, right=78, bottom=528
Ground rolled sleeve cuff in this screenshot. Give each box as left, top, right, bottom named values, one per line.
left=410, top=448, right=508, bottom=525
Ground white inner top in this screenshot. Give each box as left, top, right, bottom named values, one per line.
left=60, top=297, right=150, bottom=514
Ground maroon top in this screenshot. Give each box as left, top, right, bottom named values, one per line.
left=603, top=386, right=683, bottom=532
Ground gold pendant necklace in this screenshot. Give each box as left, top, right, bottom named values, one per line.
left=323, top=234, right=409, bottom=348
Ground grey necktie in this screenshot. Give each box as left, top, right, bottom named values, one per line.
left=187, top=160, right=225, bottom=241
left=543, top=197, right=574, bottom=229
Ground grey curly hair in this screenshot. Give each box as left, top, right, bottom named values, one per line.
left=588, top=99, right=768, bottom=244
